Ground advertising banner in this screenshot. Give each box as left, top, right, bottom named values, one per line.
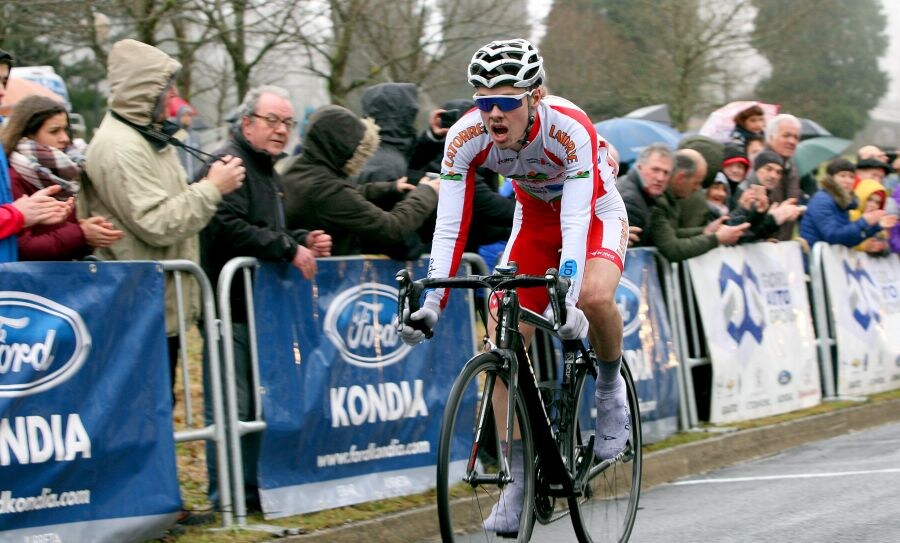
left=0, top=262, right=181, bottom=543
left=819, top=246, right=900, bottom=396
left=618, top=249, right=681, bottom=442
left=687, top=242, right=821, bottom=423
left=254, top=258, right=476, bottom=518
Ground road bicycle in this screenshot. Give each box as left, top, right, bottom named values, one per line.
left=396, top=263, right=641, bottom=542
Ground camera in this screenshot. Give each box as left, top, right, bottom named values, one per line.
left=439, top=109, right=461, bottom=129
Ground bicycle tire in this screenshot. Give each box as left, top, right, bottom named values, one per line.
left=568, top=361, right=642, bottom=543
left=437, top=352, right=536, bottom=542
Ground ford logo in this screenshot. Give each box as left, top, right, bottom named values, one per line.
left=615, top=277, right=642, bottom=337
left=323, top=283, right=411, bottom=368
left=777, top=370, right=792, bottom=385
left=0, top=292, right=91, bottom=397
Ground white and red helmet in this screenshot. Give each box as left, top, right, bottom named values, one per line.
left=468, top=38, right=545, bottom=89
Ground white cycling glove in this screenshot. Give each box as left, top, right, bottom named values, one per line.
left=399, top=301, right=441, bottom=346
left=543, top=303, right=589, bottom=340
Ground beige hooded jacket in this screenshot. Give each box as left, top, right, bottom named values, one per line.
left=83, top=39, right=222, bottom=335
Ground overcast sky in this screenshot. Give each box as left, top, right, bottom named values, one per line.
left=874, top=0, right=900, bottom=118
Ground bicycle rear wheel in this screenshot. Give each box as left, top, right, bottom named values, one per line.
left=437, top=352, right=536, bottom=542
left=568, top=361, right=642, bottom=543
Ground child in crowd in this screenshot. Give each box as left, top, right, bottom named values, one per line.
left=850, top=179, right=890, bottom=254
left=730, top=104, right=766, bottom=149
left=745, top=134, right=766, bottom=166
left=711, top=144, right=751, bottom=211
left=705, top=177, right=730, bottom=219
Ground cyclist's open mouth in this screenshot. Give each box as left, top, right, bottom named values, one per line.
left=490, top=124, right=509, bottom=141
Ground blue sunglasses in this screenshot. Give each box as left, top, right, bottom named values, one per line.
left=472, top=91, right=533, bottom=112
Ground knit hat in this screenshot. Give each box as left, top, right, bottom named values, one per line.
left=722, top=144, right=749, bottom=168
left=826, top=158, right=856, bottom=176
left=711, top=171, right=729, bottom=186
left=753, top=150, right=784, bottom=171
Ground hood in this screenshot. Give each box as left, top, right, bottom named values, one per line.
left=853, top=178, right=886, bottom=209
left=301, top=105, right=380, bottom=176
left=821, top=175, right=855, bottom=210
left=849, top=178, right=886, bottom=221
left=360, top=83, right=418, bottom=146
left=107, top=39, right=181, bottom=125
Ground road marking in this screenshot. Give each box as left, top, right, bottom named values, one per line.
left=672, top=468, right=900, bottom=486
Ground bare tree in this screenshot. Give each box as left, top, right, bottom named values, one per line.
left=191, top=0, right=310, bottom=100
left=294, top=0, right=530, bottom=105
left=542, top=0, right=812, bottom=130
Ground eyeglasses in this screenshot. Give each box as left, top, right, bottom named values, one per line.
left=250, top=113, right=295, bottom=130
left=472, top=91, right=533, bottom=112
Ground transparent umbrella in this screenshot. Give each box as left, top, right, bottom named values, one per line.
left=698, top=100, right=779, bottom=143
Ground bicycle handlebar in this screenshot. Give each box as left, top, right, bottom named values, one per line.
left=395, top=267, right=571, bottom=338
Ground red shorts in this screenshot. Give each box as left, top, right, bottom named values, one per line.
left=494, top=189, right=628, bottom=313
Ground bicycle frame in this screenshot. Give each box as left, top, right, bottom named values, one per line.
left=397, top=266, right=585, bottom=496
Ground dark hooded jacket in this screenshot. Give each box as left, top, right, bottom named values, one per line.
left=355, top=82, right=420, bottom=186
left=282, top=105, right=438, bottom=259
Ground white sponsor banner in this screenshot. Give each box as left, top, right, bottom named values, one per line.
left=819, top=245, right=900, bottom=396
left=687, top=242, right=821, bottom=423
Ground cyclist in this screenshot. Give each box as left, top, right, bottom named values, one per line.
left=400, top=38, right=630, bottom=534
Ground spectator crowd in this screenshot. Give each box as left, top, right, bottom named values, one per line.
left=2, top=40, right=900, bottom=514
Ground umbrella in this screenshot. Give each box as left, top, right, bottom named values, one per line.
left=624, top=104, right=671, bottom=126
left=793, top=136, right=851, bottom=177
left=0, top=77, right=66, bottom=116
left=594, top=118, right=682, bottom=164
left=798, top=118, right=831, bottom=140
left=698, top=100, right=779, bottom=143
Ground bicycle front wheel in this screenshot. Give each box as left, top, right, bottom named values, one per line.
left=437, top=352, right=536, bottom=542
left=568, top=361, right=642, bottom=543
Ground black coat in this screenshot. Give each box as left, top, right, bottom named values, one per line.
left=616, top=168, right=656, bottom=246
left=199, top=129, right=302, bottom=322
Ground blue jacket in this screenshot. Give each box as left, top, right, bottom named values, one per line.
left=799, top=189, right=880, bottom=249
left=0, top=151, right=17, bottom=262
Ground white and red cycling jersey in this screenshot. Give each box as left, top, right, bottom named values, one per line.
left=427, top=95, right=628, bottom=313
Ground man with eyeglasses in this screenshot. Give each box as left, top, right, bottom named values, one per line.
left=198, top=84, right=332, bottom=512
left=399, top=38, right=630, bottom=535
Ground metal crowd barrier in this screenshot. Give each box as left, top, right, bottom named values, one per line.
left=161, top=260, right=233, bottom=528
left=808, top=243, right=838, bottom=399
left=665, top=260, right=710, bottom=429
left=216, top=253, right=486, bottom=526
left=650, top=251, right=692, bottom=432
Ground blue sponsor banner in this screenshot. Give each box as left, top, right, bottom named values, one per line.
left=253, top=257, right=475, bottom=517
left=0, top=262, right=181, bottom=542
left=574, top=249, right=680, bottom=443
left=618, top=249, right=680, bottom=442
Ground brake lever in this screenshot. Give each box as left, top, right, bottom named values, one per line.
left=395, top=270, right=434, bottom=339
left=544, top=268, right=569, bottom=330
